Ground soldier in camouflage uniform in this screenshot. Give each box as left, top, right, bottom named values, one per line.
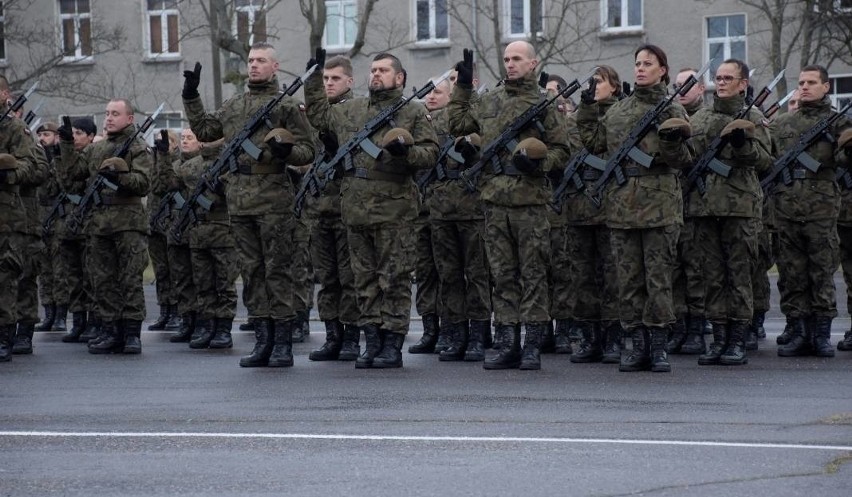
left=577, top=45, right=693, bottom=373
left=147, top=132, right=179, bottom=333
left=58, top=98, right=152, bottom=355
left=304, top=50, right=439, bottom=369
left=449, top=42, right=572, bottom=370
left=837, top=129, right=852, bottom=352
left=184, top=42, right=316, bottom=368
left=686, top=59, right=772, bottom=366
left=769, top=65, right=851, bottom=358
left=35, top=123, right=65, bottom=333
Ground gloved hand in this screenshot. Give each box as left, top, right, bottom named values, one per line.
left=0, top=169, right=9, bottom=183
left=154, top=130, right=170, bottom=155
left=838, top=129, right=852, bottom=157
left=720, top=119, right=755, bottom=150
left=729, top=127, right=747, bottom=148
left=454, top=134, right=480, bottom=165
left=182, top=62, right=202, bottom=100
left=58, top=116, right=74, bottom=142
left=580, top=77, right=598, bottom=105
left=455, top=49, right=474, bottom=88
left=384, top=137, right=409, bottom=157
left=512, top=137, right=546, bottom=173
left=264, top=128, right=295, bottom=160
left=512, top=154, right=540, bottom=173
left=622, top=82, right=633, bottom=97
left=319, top=130, right=339, bottom=156
left=269, top=141, right=293, bottom=159
left=658, top=118, right=692, bottom=142
left=381, top=128, right=413, bottom=159
left=98, top=168, right=121, bottom=183
left=307, top=47, right=327, bottom=72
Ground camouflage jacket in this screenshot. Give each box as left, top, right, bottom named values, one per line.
left=304, top=73, right=439, bottom=227
left=576, top=82, right=692, bottom=229
left=148, top=148, right=181, bottom=235
left=448, top=74, right=572, bottom=207
left=184, top=76, right=315, bottom=217
left=686, top=92, right=772, bottom=218
left=769, top=96, right=851, bottom=222
left=173, top=144, right=234, bottom=249
left=304, top=88, right=353, bottom=219
left=0, top=110, right=39, bottom=234
left=18, top=137, right=51, bottom=237
left=841, top=146, right=852, bottom=226
left=60, top=124, right=152, bottom=235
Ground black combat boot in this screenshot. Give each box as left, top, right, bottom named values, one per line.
left=744, top=316, right=759, bottom=351
left=239, top=319, right=255, bottom=331
left=776, top=315, right=796, bottom=345
left=239, top=318, right=274, bottom=367
left=338, top=325, right=361, bottom=361
left=520, top=322, right=546, bottom=370
left=434, top=317, right=452, bottom=354
left=619, top=327, right=651, bottom=372
left=80, top=313, right=101, bottom=344
left=720, top=320, right=748, bottom=365
left=209, top=318, right=234, bottom=349
left=292, top=310, right=309, bottom=343
left=62, top=312, right=88, bottom=343
left=698, top=321, right=729, bottom=365
left=553, top=319, right=573, bottom=354
left=838, top=326, right=852, bottom=352
left=88, top=321, right=125, bottom=354
left=409, top=313, right=438, bottom=354
left=482, top=320, right=493, bottom=349
left=0, top=325, right=13, bottom=362
left=169, top=312, right=195, bottom=343
left=355, top=324, right=383, bottom=369
left=309, top=319, right=343, bottom=361
left=164, top=305, right=183, bottom=331
left=148, top=304, right=171, bottom=331
left=372, top=331, right=405, bottom=368
left=778, top=316, right=812, bottom=357
left=665, top=316, right=688, bottom=354
left=464, top=320, right=490, bottom=362
left=812, top=315, right=835, bottom=358
left=601, top=321, right=622, bottom=364
left=267, top=319, right=295, bottom=367
left=122, top=319, right=143, bottom=354
left=540, top=321, right=556, bottom=354
left=679, top=315, right=707, bottom=355
left=52, top=305, right=67, bottom=332
left=752, top=310, right=767, bottom=339
left=35, top=304, right=55, bottom=332
left=12, top=322, right=35, bottom=354
left=439, top=321, right=469, bottom=361
left=484, top=323, right=521, bottom=370
left=189, top=317, right=216, bottom=349
left=570, top=321, right=604, bottom=363
left=649, top=326, right=671, bottom=372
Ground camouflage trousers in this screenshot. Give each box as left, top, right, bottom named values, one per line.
left=309, top=216, right=358, bottom=324
left=549, top=223, right=572, bottom=320
left=610, top=224, right=679, bottom=329
left=414, top=213, right=440, bottom=316
left=16, top=235, right=43, bottom=324
left=87, top=231, right=148, bottom=322
left=149, top=232, right=173, bottom=307
left=230, top=213, right=297, bottom=321
left=672, top=218, right=705, bottom=318
left=167, top=243, right=197, bottom=314
left=191, top=246, right=238, bottom=320
left=57, top=237, right=91, bottom=313
left=695, top=216, right=758, bottom=322
left=484, top=204, right=551, bottom=324
left=430, top=218, right=491, bottom=323
left=293, top=218, right=314, bottom=315
left=38, top=234, right=58, bottom=306
left=347, top=223, right=415, bottom=334
left=0, top=233, right=25, bottom=326
left=775, top=217, right=839, bottom=318
left=836, top=224, right=852, bottom=315
left=566, top=224, right=619, bottom=322
left=752, top=226, right=773, bottom=314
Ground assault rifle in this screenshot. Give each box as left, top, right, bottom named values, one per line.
left=171, top=64, right=318, bottom=239
left=762, top=89, right=797, bottom=120
left=66, top=103, right=165, bottom=235
left=414, top=135, right=466, bottom=196
left=459, top=68, right=596, bottom=192
left=24, top=100, right=44, bottom=127
left=760, top=100, right=852, bottom=194
left=684, top=69, right=785, bottom=195
left=0, top=81, right=39, bottom=126
left=590, top=60, right=713, bottom=205
left=549, top=148, right=607, bottom=212
left=293, top=70, right=452, bottom=218
left=41, top=193, right=82, bottom=237
left=151, top=190, right=186, bottom=232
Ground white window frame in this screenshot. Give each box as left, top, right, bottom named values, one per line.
left=324, top=0, right=358, bottom=50
left=833, top=0, right=852, bottom=13
left=600, top=0, right=643, bottom=33
left=828, top=74, right=852, bottom=111
left=233, top=0, right=266, bottom=47
left=59, top=0, right=94, bottom=63
left=145, top=0, right=181, bottom=59
left=703, top=13, right=748, bottom=87
left=503, top=0, right=544, bottom=39
left=414, top=0, right=449, bottom=44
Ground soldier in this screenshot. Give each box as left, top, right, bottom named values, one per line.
left=57, top=98, right=151, bottom=354
left=686, top=59, right=772, bottom=366
left=449, top=42, right=572, bottom=370
left=787, top=90, right=800, bottom=113
left=35, top=122, right=65, bottom=333
left=304, top=50, right=439, bottom=369
left=769, top=65, right=851, bottom=357
left=675, top=68, right=706, bottom=117
left=305, top=56, right=362, bottom=362
left=576, top=44, right=693, bottom=373
left=183, top=42, right=316, bottom=368
left=837, top=128, right=852, bottom=352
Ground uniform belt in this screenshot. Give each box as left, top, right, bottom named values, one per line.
left=350, top=167, right=409, bottom=184
left=237, top=163, right=287, bottom=175
left=0, top=184, right=20, bottom=192
left=581, top=170, right=601, bottom=181
left=624, top=166, right=676, bottom=177
left=101, top=196, right=142, bottom=206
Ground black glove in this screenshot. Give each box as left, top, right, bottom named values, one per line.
left=98, top=168, right=121, bottom=183
left=58, top=116, right=74, bottom=142
left=455, top=49, right=474, bottom=88
left=455, top=138, right=478, bottom=165
left=384, top=139, right=409, bottom=158
left=580, top=78, right=597, bottom=105
left=622, top=82, right=633, bottom=97
left=319, top=130, right=339, bottom=156
left=729, top=127, right=747, bottom=148
left=513, top=154, right=541, bottom=173
left=182, top=62, right=202, bottom=99
left=307, top=47, right=327, bottom=72
left=154, top=130, right=170, bottom=155
left=0, top=170, right=9, bottom=183
left=658, top=127, right=684, bottom=142
left=269, top=141, right=293, bottom=160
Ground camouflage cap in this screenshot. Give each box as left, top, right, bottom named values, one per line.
left=36, top=122, right=59, bottom=134
left=381, top=128, right=414, bottom=148
left=455, top=133, right=482, bottom=149
left=721, top=119, right=756, bottom=140
left=264, top=128, right=295, bottom=145
left=839, top=128, right=852, bottom=150
left=659, top=118, right=692, bottom=138
left=100, top=157, right=129, bottom=172
left=0, top=153, right=17, bottom=170
left=513, top=137, right=548, bottom=160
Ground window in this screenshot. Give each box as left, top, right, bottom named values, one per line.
left=324, top=0, right=357, bottom=49
left=829, top=75, right=852, bottom=112
left=705, top=14, right=747, bottom=85
left=505, top=0, right=544, bottom=38
left=235, top=0, right=267, bottom=46
left=150, top=112, right=184, bottom=144
left=59, top=0, right=93, bottom=61
left=601, top=0, right=642, bottom=32
left=416, top=0, right=448, bottom=43
left=146, top=0, right=180, bottom=57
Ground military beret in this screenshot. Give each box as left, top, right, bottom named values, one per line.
left=0, top=153, right=17, bottom=170
left=264, top=128, right=295, bottom=145
left=720, top=119, right=756, bottom=140
left=381, top=128, right=414, bottom=148
left=659, top=118, right=692, bottom=138
left=100, top=157, right=129, bottom=172
left=36, top=122, right=59, bottom=134
left=455, top=133, right=482, bottom=149
left=513, top=137, right=548, bottom=160
left=839, top=129, right=852, bottom=150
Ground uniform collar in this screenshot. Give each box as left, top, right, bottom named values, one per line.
left=247, top=76, right=280, bottom=96
left=632, top=82, right=668, bottom=104
left=712, top=92, right=745, bottom=116
left=106, top=124, right=135, bottom=141
left=503, top=73, right=540, bottom=97
left=799, top=96, right=832, bottom=117
left=330, top=88, right=353, bottom=105
left=369, top=87, right=403, bottom=106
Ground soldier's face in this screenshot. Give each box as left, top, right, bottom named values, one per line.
left=634, top=50, right=666, bottom=87
left=797, top=71, right=829, bottom=103
left=104, top=101, right=134, bottom=133
left=323, top=66, right=353, bottom=99
left=592, top=75, right=617, bottom=102
left=38, top=131, right=59, bottom=146
left=247, top=48, right=279, bottom=84
left=181, top=129, right=200, bottom=154
left=545, top=80, right=566, bottom=109
left=72, top=128, right=93, bottom=151
left=675, top=71, right=703, bottom=106
left=788, top=90, right=800, bottom=113
left=425, top=81, right=451, bottom=111
left=369, top=59, right=403, bottom=91
left=714, top=63, right=747, bottom=99
left=503, top=43, right=537, bottom=81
